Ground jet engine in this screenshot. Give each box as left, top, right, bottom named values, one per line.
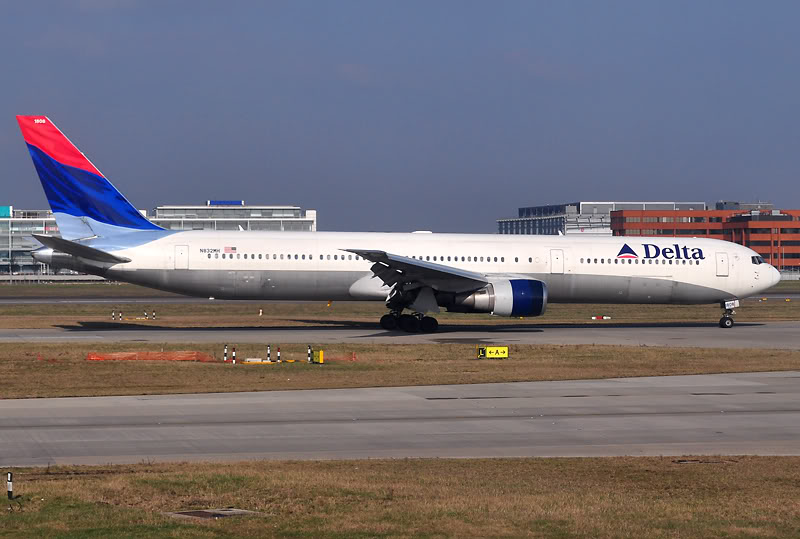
left=442, top=278, right=547, bottom=317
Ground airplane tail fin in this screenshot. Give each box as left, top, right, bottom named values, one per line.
left=16, top=115, right=163, bottom=239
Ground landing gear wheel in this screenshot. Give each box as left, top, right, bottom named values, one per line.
left=380, top=314, right=398, bottom=330
left=420, top=316, right=439, bottom=333
left=719, top=316, right=734, bottom=329
left=399, top=314, right=420, bottom=332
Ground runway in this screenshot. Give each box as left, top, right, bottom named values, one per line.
left=1, top=320, right=799, bottom=348
left=1, top=371, right=798, bottom=466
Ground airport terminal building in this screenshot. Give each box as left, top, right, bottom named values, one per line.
left=497, top=201, right=707, bottom=236
left=1, top=201, right=317, bottom=276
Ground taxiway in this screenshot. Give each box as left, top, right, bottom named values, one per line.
left=1, top=371, right=798, bottom=466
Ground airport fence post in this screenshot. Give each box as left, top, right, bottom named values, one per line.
left=7, top=472, right=12, bottom=500
left=277, top=347, right=281, bottom=362
left=232, top=347, right=236, bottom=365
left=307, top=345, right=312, bottom=363
left=224, top=344, right=228, bottom=362
left=267, top=345, right=271, bottom=362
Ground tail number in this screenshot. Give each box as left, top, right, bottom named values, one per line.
left=34, top=119, right=46, bottom=124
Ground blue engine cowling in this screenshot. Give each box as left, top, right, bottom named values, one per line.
left=447, top=278, right=547, bottom=317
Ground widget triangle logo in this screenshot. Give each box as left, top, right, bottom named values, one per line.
left=616, top=244, right=638, bottom=259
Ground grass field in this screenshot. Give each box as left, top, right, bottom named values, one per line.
left=3, top=342, right=799, bottom=399
left=2, top=457, right=799, bottom=538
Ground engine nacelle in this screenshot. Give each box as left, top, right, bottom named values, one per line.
left=444, top=278, right=547, bottom=317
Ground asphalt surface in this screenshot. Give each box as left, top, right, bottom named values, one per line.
left=1, top=371, right=797, bottom=466
left=1, top=320, right=798, bottom=348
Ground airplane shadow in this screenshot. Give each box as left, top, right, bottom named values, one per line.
left=55, top=318, right=766, bottom=334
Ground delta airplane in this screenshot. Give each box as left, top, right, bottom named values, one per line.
left=17, top=115, right=780, bottom=332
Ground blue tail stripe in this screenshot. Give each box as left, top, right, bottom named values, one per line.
left=27, top=144, right=161, bottom=231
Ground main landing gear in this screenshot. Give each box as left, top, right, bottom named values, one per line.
left=380, top=311, right=439, bottom=333
left=718, top=299, right=739, bottom=329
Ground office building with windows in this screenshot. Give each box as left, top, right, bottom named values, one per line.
left=498, top=201, right=706, bottom=236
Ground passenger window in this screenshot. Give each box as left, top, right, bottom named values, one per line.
left=327, top=255, right=330, bottom=260
left=461, top=256, right=465, bottom=261
left=594, top=258, right=598, bottom=264
left=222, top=254, right=226, bottom=259
left=348, top=255, right=352, bottom=260
left=334, top=255, right=338, bottom=260
left=433, top=256, right=437, bottom=261
left=494, top=257, right=498, bottom=262
left=215, top=253, right=219, bottom=259
left=302, top=255, right=306, bottom=260
left=501, top=257, right=504, bottom=262
left=580, top=258, right=584, bottom=263
left=480, top=257, right=484, bottom=262
left=207, top=254, right=211, bottom=259
left=514, top=257, right=518, bottom=263
left=600, top=259, right=604, bottom=264
left=280, top=254, right=284, bottom=260
left=648, top=260, right=652, bottom=264
left=613, top=259, right=617, bottom=264
left=273, top=254, right=277, bottom=259
left=259, top=254, right=262, bottom=259
left=528, top=257, right=532, bottom=263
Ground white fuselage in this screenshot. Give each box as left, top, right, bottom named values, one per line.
left=76, top=231, right=780, bottom=305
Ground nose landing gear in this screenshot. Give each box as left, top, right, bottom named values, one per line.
left=718, top=299, right=739, bottom=329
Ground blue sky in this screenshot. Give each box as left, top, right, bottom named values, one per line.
left=2, top=1, right=798, bottom=232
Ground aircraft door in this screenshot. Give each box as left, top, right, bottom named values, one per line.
left=715, top=252, right=729, bottom=277
left=550, top=249, right=564, bottom=274
left=174, top=245, right=189, bottom=270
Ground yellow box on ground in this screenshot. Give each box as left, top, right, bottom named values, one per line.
left=476, top=346, right=509, bottom=359
left=313, top=350, right=324, bottom=364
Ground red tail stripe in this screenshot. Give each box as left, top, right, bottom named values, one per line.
left=16, top=116, right=104, bottom=177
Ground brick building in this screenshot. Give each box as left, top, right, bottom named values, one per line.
left=611, top=208, right=800, bottom=270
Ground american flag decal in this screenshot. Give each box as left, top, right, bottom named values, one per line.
left=224, top=246, right=237, bottom=254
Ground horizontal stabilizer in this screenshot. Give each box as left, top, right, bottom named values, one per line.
left=32, top=234, right=131, bottom=264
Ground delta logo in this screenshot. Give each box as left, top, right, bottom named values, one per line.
left=616, top=243, right=706, bottom=260
left=616, top=244, right=638, bottom=259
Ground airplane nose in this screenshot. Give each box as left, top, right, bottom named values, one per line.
left=771, top=266, right=781, bottom=287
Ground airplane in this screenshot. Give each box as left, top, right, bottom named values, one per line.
left=17, top=115, right=780, bottom=332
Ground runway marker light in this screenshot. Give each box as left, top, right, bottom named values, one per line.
left=267, top=345, right=271, bottom=363
left=224, top=344, right=228, bottom=362
left=307, top=345, right=312, bottom=363
left=232, top=347, right=236, bottom=365
left=152, top=310, right=156, bottom=320
left=111, top=310, right=115, bottom=320
left=787, top=298, right=791, bottom=302
left=144, top=310, right=148, bottom=320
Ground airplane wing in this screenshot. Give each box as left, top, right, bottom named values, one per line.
left=344, top=249, right=487, bottom=294
left=32, top=234, right=131, bottom=264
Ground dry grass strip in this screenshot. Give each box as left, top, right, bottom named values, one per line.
left=2, top=342, right=798, bottom=399
left=2, top=457, right=799, bottom=538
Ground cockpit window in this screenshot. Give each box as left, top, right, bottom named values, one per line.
left=751, top=256, right=766, bottom=265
